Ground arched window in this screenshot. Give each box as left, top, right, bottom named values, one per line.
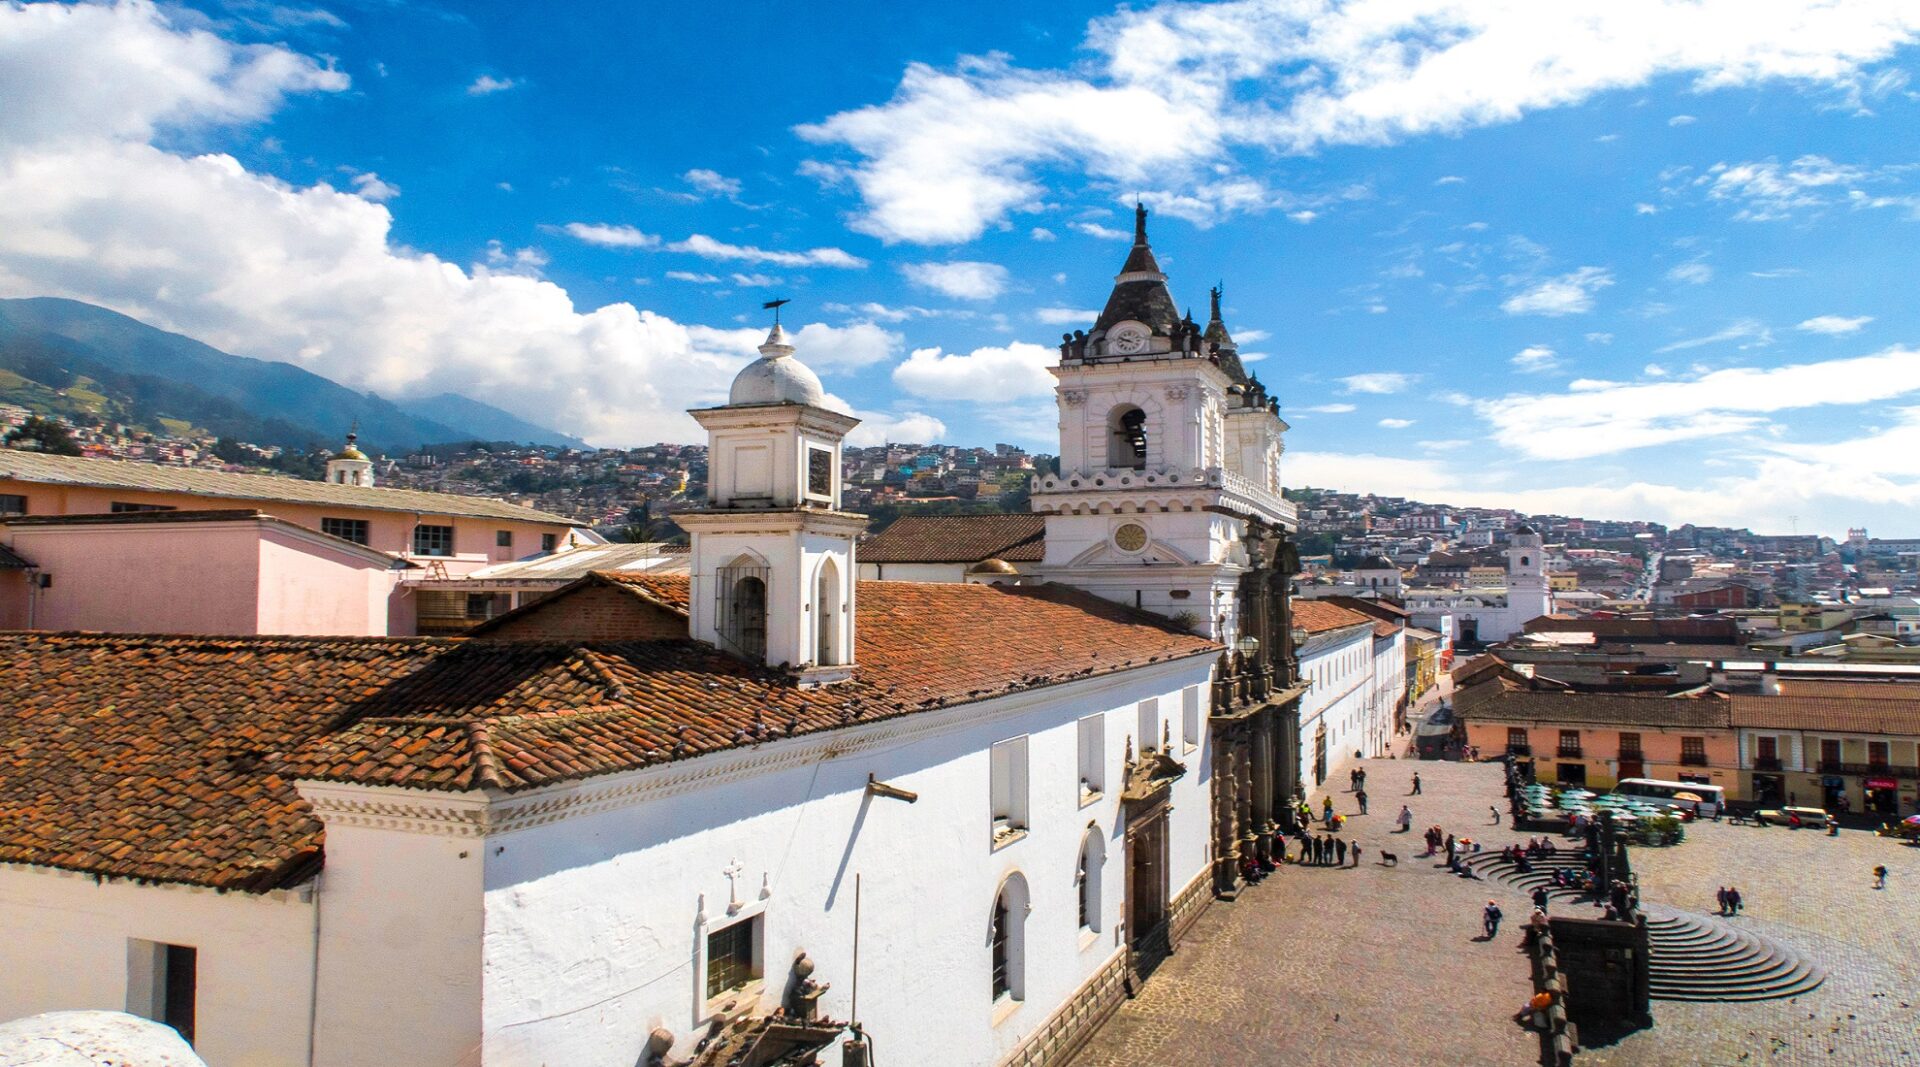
left=989, top=874, right=1029, bottom=1003
left=1076, top=829, right=1105, bottom=932
left=1108, top=405, right=1148, bottom=469
left=815, top=557, right=843, bottom=666
left=717, top=555, right=769, bottom=661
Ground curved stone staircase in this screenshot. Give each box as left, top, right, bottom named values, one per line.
left=1466, top=852, right=1825, bottom=1002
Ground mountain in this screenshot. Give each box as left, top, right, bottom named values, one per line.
left=0, top=297, right=584, bottom=452
left=403, top=391, right=587, bottom=450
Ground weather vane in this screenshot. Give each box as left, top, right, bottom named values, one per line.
left=762, top=297, right=791, bottom=326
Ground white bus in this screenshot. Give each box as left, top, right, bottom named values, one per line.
left=1615, top=778, right=1725, bottom=817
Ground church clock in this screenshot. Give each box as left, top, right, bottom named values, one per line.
left=1108, top=323, right=1148, bottom=355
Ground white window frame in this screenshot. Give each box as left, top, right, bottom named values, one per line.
left=991, top=736, right=1030, bottom=846
left=1077, top=715, right=1104, bottom=803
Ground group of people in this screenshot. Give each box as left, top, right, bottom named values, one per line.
left=1714, top=885, right=1745, bottom=915
left=1297, top=832, right=1362, bottom=867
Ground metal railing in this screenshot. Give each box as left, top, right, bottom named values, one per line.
left=1753, top=757, right=1783, bottom=772
left=1679, top=753, right=1709, bottom=767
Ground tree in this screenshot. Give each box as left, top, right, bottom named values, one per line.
left=3, top=416, right=83, bottom=456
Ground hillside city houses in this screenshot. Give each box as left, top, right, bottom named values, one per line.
left=1, top=211, right=1918, bottom=1067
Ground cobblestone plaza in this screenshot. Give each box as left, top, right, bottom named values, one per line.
left=1071, top=759, right=1920, bottom=1067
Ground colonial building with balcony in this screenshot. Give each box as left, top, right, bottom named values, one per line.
left=1731, top=681, right=1920, bottom=815
left=1454, top=680, right=1737, bottom=793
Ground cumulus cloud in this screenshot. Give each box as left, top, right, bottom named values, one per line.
left=1501, top=267, right=1613, bottom=316
left=901, top=260, right=1010, bottom=300
left=1340, top=373, right=1416, bottom=395
left=1474, top=348, right=1920, bottom=460
left=1511, top=345, right=1560, bottom=372
left=683, top=168, right=742, bottom=197
left=892, top=342, right=1057, bottom=399
left=796, top=0, right=1920, bottom=242
left=467, top=74, right=518, bottom=96
left=348, top=171, right=399, bottom=202
left=1797, top=314, right=1873, bottom=335
left=1034, top=307, right=1099, bottom=325
left=1378, top=418, right=1414, bottom=429
left=1070, top=221, right=1130, bottom=241
left=690, top=322, right=900, bottom=371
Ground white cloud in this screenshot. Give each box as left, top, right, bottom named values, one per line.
left=1340, top=373, right=1416, bottom=395
left=562, top=222, right=660, bottom=249
left=1299, top=403, right=1356, bottom=414
left=842, top=409, right=949, bottom=448
left=665, top=271, right=721, bottom=283
left=892, top=342, right=1057, bottom=399
left=1287, top=210, right=1317, bottom=223
left=1034, top=307, right=1099, bottom=325
left=1474, top=348, right=1920, bottom=460
left=690, top=322, right=900, bottom=371
left=1501, top=267, right=1613, bottom=316
left=348, top=171, right=399, bottom=202
left=1069, top=221, right=1130, bottom=241
left=1434, top=175, right=1465, bottom=185
left=1378, top=418, right=1415, bottom=429
left=901, top=260, right=1009, bottom=300
left=1634, top=202, right=1658, bottom=215
left=1797, top=314, right=1873, bottom=335
left=1511, top=345, right=1559, bottom=372
left=1695, top=155, right=1920, bottom=221
left=0, top=0, right=348, bottom=147
left=1236, top=329, right=1270, bottom=343
left=1030, top=227, right=1057, bottom=241
left=797, top=0, right=1920, bottom=242
left=1668, top=114, right=1697, bottom=126
left=1666, top=261, right=1713, bottom=284
left=467, top=74, right=518, bottom=96
left=1585, top=332, right=1614, bottom=344
left=1653, top=319, right=1772, bottom=353
left=682, top=168, right=741, bottom=197
left=666, top=234, right=867, bottom=269
left=823, top=301, right=950, bottom=323
left=483, top=241, right=547, bottom=276
left=729, top=272, right=780, bottom=288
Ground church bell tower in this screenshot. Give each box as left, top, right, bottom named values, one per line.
left=678, top=318, right=865, bottom=685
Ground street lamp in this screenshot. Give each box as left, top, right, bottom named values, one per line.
left=1236, top=636, right=1260, bottom=656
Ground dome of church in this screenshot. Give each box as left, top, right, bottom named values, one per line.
left=729, top=324, right=826, bottom=407
left=332, top=433, right=368, bottom=461
left=967, top=557, right=1019, bottom=575
left=1513, top=523, right=1538, bottom=536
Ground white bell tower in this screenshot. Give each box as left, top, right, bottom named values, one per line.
left=678, top=318, right=864, bottom=685
left=325, top=429, right=374, bottom=487
left=1505, top=523, right=1552, bottom=620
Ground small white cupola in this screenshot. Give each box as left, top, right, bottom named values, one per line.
left=678, top=310, right=865, bottom=686
left=325, top=428, right=374, bottom=487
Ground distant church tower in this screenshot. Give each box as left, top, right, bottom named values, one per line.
left=1506, top=523, right=1552, bottom=619
left=326, top=430, right=374, bottom=487
left=678, top=319, right=863, bottom=685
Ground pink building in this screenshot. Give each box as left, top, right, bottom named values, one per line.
left=1, top=510, right=416, bottom=636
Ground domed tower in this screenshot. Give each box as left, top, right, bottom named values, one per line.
left=326, top=429, right=374, bottom=487
left=678, top=318, right=864, bottom=685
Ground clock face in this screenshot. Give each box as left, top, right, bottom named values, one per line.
left=1109, top=324, right=1148, bottom=355
left=1114, top=523, right=1149, bottom=552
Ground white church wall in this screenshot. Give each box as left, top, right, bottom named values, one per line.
left=300, top=789, right=488, bottom=1067
left=856, top=561, right=967, bottom=583
left=467, top=657, right=1215, bottom=1067
left=0, top=864, right=315, bottom=1067
left=1297, top=626, right=1375, bottom=792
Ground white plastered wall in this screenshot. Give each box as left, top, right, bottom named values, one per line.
left=468, top=658, right=1216, bottom=1067
left=0, top=864, right=316, bottom=1067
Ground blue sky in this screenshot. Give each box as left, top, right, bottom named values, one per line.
left=3, top=1, right=1920, bottom=534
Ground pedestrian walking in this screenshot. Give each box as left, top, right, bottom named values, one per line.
left=1323, top=796, right=1335, bottom=824
left=1483, top=900, right=1503, bottom=939
left=1336, top=838, right=1348, bottom=866
left=1715, top=886, right=1729, bottom=915
left=1728, top=886, right=1743, bottom=914
left=1489, top=804, right=1501, bottom=825
left=1531, top=886, right=1549, bottom=913
left=1412, top=773, right=1423, bottom=796
left=1398, top=805, right=1413, bottom=833
left=1357, top=768, right=1367, bottom=791
left=1351, top=843, right=1363, bottom=867
left=1357, top=789, right=1369, bottom=815
left=1873, top=865, right=1888, bottom=889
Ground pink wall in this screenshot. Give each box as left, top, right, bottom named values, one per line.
left=0, top=571, right=26, bottom=629
left=0, top=478, right=573, bottom=576
left=3, top=519, right=407, bottom=636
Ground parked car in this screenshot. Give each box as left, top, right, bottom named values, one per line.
left=1755, top=806, right=1831, bottom=828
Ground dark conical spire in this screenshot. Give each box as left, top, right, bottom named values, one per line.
left=1093, top=202, right=1178, bottom=339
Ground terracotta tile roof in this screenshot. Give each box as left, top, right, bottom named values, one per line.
left=1729, top=693, right=1920, bottom=735
left=1455, top=688, right=1731, bottom=730
left=1291, top=599, right=1375, bottom=635
left=1, top=580, right=1214, bottom=891
left=858, top=514, right=1046, bottom=563
left=0, top=449, right=580, bottom=525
